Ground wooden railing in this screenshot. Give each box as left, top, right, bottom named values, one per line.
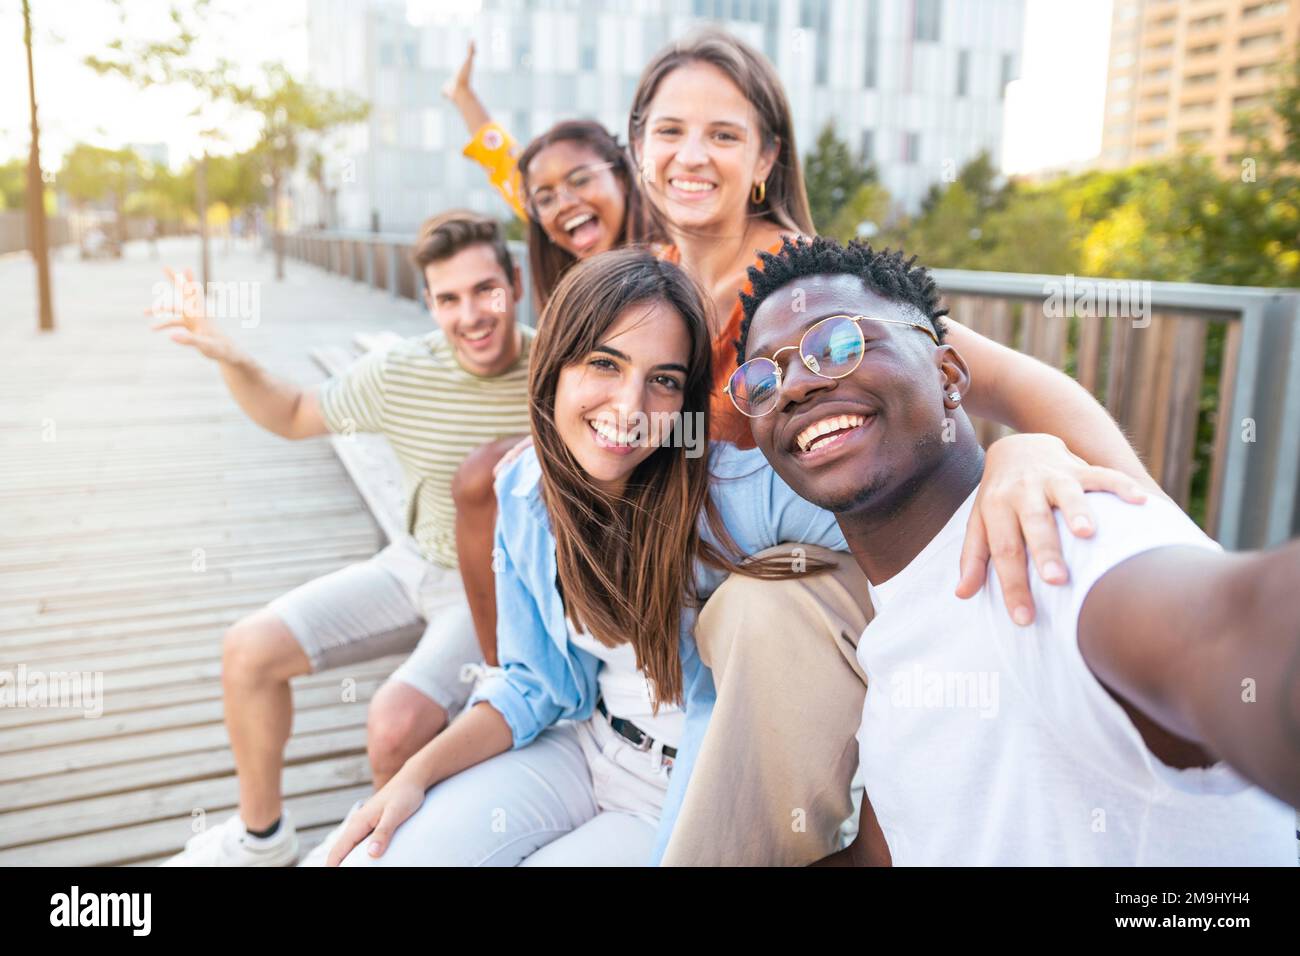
left=284, top=230, right=1300, bottom=551
left=935, top=269, right=1300, bottom=551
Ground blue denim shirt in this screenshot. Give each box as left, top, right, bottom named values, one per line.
left=465, top=442, right=848, bottom=864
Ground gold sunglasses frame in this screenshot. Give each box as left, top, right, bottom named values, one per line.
left=725, top=314, right=940, bottom=418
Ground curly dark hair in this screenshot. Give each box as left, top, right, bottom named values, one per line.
left=736, top=235, right=949, bottom=366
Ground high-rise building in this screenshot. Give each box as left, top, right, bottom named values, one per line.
left=1100, top=0, right=1300, bottom=171
left=302, top=0, right=1024, bottom=233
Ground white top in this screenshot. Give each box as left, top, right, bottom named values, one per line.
left=855, top=488, right=1297, bottom=866
left=567, top=620, right=685, bottom=748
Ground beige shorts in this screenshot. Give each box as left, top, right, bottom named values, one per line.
left=267, top=539, right=481, bottom=712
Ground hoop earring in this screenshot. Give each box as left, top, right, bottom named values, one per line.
left=751, top=179, right=766, bottom=205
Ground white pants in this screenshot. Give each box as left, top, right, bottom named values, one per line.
left=267, top=539, right=480, bottom=712
left=340, top=715, right=670, bottom=866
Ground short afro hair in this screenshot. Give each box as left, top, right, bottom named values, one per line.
left=737, top=235, right=949, bottom=365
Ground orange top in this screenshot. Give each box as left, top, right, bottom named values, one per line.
left=462, top=121, right=528, bottom=221
left=658, top=240, right=787, bottom=451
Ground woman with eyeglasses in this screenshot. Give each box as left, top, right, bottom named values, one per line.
left=446, top=41, right=650, bottom=307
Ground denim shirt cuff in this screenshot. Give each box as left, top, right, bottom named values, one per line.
left=466, top=675, right=540, bottom=749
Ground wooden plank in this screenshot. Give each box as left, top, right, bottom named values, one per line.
left=1205, top=321, right=1243, bottom=538
left=0, top=553, right=378, bottom=616
left=1139, top=315, right=1178, bottom=482
left=0, top=755, right=372, bottom=850
left=0, top=726, right=369, bottom=812
left=0, top=783, right=373, bottom=866
left=1019, top=300, right=1067, bottom=370
left=1157, top=317, right=1208, bottom=507
left=1076, top=314, right=1105, bottom=397
left=0, top=656, right=402, bottom=729
left=0, top=701, right=368, bottom=781
left=4, top=678, right=385, bottom=752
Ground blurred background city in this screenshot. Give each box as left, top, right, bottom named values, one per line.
left=1, top=0, right=1298, bottom=864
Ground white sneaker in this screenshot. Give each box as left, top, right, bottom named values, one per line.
left=297, top=801, right=363, bottom=867
left=162, top=810, right=299, bottom=867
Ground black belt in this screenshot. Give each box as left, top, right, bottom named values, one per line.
left=596, top=698, right=677, bottom=761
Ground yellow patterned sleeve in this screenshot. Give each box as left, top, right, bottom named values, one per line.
left=462, top=121, right=527, bottom=221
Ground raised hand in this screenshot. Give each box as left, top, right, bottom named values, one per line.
left=148, top=266, right=237, bottom=362
left=441, top=39, right=476, bottom=103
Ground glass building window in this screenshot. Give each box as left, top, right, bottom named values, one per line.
left=914, top=0, right=941, bottom=42
left=864, top=0, right=878, bottom=89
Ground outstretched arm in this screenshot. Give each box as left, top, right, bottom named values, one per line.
left=150, top=267, right=327, bottom=440
left=1079, top=538, right=1300, bottom=808
left=442, top=41, right=527, bottom=221
left=442, top=40, right=492, bottom=137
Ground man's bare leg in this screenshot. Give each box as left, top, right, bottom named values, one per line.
left=220, top=610, right=313, bottom=830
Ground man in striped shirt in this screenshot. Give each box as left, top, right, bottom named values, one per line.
left=155, top=212, right=533, bottom=866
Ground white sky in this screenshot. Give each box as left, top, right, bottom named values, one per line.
left=1002, top=0, right=1114, bottom=175
left=0, top=0, right=309, bottom=167
left=1, top=0, right=1110, bottom=176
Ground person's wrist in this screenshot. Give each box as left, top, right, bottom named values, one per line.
left=394, top=749, right=439, bottom=792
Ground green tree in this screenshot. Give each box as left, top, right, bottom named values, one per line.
left=0, top=159, right=26, bottom=210
left=58, top=143, right=147, bottom=249
left=204, top=149, right=267, bottom=215
left=230, top=64, right=368, bottom=274
left=803, top=123, right=876, bottom=235
left=85, top=1, right=368, bottom=279
left=824, top=181, right=891, bottom=245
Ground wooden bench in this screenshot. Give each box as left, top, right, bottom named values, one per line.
left=310, top=332, right=412, bottom=549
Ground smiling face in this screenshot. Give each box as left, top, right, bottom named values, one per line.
left=638, top=61, right=777, bottom=236
left=553, top=298, right=690, bottom=497
left=745, top=274, right=968, bottom=514
left=422, top=243, right=521, bottom=377
left=524, top=139, right=627, bottom=258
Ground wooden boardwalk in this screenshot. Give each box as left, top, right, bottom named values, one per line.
left=0, top=238, right=430, bottom=865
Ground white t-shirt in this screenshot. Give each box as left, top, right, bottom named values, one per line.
left=855, top=487, right=1297, bottom=866
left=567, top=621, right=685, bottom=748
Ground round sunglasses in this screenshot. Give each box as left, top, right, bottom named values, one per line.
left=725, top=314, right=940, bottom=418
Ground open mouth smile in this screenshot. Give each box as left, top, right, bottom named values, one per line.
left=588, top=418, right=643, bottom=454
left=790, top=412, right=874, bottom=459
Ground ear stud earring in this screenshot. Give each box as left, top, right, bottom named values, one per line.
left=948, top=390, right=961, bottom=403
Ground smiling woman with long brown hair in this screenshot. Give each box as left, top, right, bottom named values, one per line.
left=326, top=247, right=851, bottom=866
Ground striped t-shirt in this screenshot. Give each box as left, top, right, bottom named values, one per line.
left=318, top=327, right=534, bottom=568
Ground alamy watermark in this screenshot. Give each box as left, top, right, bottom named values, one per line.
left=152, top=278, right=262, bottom=329
left=1042, top=274, right=1152, bottom=329
left=0, top=665, right=103, bottom=718
left=888, top=664, right=999, bottom=719
left=589, top=409, right=706, bottom=459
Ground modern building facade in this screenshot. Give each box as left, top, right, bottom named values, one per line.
left=1100, top=0, right=1300, bottom=171
left=302, top=0, right=1024, bottom=232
